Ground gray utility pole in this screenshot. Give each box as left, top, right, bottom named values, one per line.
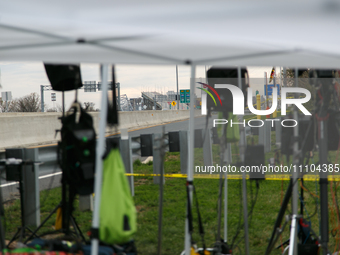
left=40, top=85, right=52, bottom=112
left=176, top=65, right=179, bottom=110
left=116, top=82, right=121, bottom=111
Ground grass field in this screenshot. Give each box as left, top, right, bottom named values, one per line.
left=3, top=144, right=340, bottom=254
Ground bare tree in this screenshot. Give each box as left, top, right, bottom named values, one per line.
left=9, top=93, right=41, bottom=112
left=83, top=102, right=96, bottom=112
left=46, top=104, right=63, bottom=112
left=0, top=98, right=15, bottom=112
left=0, top=98, right=7, bottom=112
left=46, top=108, right=58, bottom=112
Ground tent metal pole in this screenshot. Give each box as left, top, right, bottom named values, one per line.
left=224, top=172, right=228, bottom=243
left=238, top=67, right=249, bottom=255
left=184, top=64, right=196, bottom=255
left=91, top=64, right=109, bottom=255
left=288, top=67, right=299, bottom=255
left=223, top=146, right=228, bottom=243
left=224, top=143, right=232, bottom=243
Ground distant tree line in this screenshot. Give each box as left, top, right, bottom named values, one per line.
left=0, top=92, right=97, bottom=113
left=0, top=93, right=41, bottom=112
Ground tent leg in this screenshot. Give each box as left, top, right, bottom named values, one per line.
left=224, top=172, right=227, bottom=243
left=184, top=64, right=196, bottom=255
left=224, top=143, right=231, bottom=243
left=91, top=64, right=109, bottom=255
left=238, top=67, right=250, bottom=255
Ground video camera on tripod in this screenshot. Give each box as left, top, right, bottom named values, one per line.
left=24, top=64, right=119, bottom=242
left=59, top=102, right=96, bottom=196
left=44, top=64, right=97, bottom=239
left=21, top=64, right=97, bottom=243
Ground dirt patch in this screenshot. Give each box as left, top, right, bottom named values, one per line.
left=136, top=205, right=144, bottom=212
left=135, top=178, right=150, bottom=186
left=165, top=155, right=179, bottom=162
left=3, top=197, right=19, bottom=209
left=135, top=205, right=148, bottom=215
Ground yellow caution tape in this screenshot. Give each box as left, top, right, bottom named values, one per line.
left=126, top=173, right=340, bottom=181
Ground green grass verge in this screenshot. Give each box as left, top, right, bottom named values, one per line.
left=3, top=145, right=340, bottom=255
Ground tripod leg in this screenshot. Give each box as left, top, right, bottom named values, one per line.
left=0, top=219, right=4, bottom=250
left=24, top=202, right=61, bottom=243
left=25, top=226, right=40, bottom=238
left=70, top=216, right=86, bottom=242
left=265, top=179, right=293, bottom=255
left=7, top=228, right=21, bottom=248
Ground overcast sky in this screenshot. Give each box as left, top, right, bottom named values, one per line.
left=0, top=62, right=273, bottom=111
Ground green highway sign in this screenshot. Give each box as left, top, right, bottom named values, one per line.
left=180, top=89, right=190, bottom=103
left=180, top=90, right=185, bottom=103
left=186, top=89, right=190, bottom=103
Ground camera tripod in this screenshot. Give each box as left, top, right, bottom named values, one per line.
left=24, top=178, right=86, bottom=244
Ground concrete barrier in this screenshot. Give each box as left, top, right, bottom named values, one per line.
left=0, top=110, right=201, bottom=150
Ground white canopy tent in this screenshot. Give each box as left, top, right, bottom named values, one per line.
left=1, top=0, right=340, bottom=67
left=1, top=0, right=340, bottom=254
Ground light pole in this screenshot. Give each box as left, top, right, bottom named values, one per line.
left=176, top=65, right=179, bottom=110
left=40, top=85, right=52, bottom=112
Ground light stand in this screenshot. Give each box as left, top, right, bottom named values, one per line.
left=269, top=69, right=339, bottom=254
left=215, top=117, right=227, bottom=255
left=315, top=72, right=333, bottom=255
left=156, top=127, right=166, bottom=255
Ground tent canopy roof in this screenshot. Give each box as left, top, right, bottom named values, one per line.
left=2, top=0, right=340, bottom=68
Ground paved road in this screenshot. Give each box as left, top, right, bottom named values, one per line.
left=128, top=115, right=212, bottom=137
left=0, top=115, right=214, bottom=201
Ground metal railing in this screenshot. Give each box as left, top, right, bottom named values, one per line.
left=1, top=129, right=216, bottom=227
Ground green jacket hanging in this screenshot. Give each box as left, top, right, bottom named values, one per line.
left=99, top=148, right=137, bottom=244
